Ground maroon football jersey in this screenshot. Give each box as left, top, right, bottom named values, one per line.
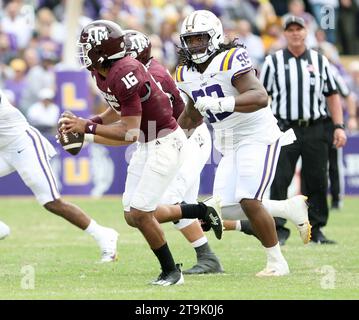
left=147, top=59, right=185, bottom=120
left=92, top=56, right=177, bottom=142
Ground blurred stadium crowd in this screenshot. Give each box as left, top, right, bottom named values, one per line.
left=0, top=0, right=359, bottom=135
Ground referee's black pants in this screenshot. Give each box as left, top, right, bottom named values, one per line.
left=270, top=120, right=329, bottom=238
left=301, top=118, right=342, bottom=205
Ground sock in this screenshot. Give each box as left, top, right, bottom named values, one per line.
left=193, top=241, right=213, bottom=259
left=262, top=199, right=289, bottom=219
left=85, top=219, right=104, bottom=240
left=240, top=220, right=257, bottom=238
left=264, top=243, right=286, bottom=266
left=191, top=236, right=208, bottom=248
left=180, top=203, right=207, bottom=220
left=152, top=243, right=176, bottom=273
left=235, top=220, right=242, bottom=231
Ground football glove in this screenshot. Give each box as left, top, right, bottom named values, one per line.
left=194, top=96, right=235, bottom=113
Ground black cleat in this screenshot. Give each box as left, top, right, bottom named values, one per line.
left=183, top=253, right=224, bottom=275
left=151, top=264, right=184, bottom=286
left=310, top=230, right=337, bottom=245
left=203, top=196, right=223, bottom=240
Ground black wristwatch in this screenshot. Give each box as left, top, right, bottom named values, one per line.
left=333, top=123, right=345, bottom=130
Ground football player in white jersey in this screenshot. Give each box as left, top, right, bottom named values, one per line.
left=0, top=90, right=118, bottom=262
left=175, top=10, right=311, bottom=276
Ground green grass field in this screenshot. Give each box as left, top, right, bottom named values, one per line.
left=0, top=196, right=358, bottom=300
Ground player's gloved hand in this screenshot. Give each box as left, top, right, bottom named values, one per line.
left=194, top=96, right=235, bottom=113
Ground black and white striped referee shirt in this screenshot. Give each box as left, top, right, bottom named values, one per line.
left=330, top=64, right=350, bottom=98
left=260, top=48, right=338, bottom=121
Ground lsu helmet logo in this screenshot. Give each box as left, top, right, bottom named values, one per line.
left=87, top=26, right=109, bottom=45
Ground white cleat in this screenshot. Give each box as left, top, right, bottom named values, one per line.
left=256, top=262, right=290, bottom=277
left=0, top=221, right=10, bottom=240
left=98, top=228, right=119, bottom=263
left=286, top=195, right=312, bottom=244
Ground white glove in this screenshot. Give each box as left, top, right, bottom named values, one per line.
left=194, top=96, right=235, bottom=113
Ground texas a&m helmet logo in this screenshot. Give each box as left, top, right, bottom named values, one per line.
left=87, top=26, right=109, bottom=45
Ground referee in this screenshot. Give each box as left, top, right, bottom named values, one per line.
left=260, top=16, right=347, bottom=245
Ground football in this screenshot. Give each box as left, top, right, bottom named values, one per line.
left=57, top=112, right=85, bottom=156
left=58, top=126, right=84, bottom=156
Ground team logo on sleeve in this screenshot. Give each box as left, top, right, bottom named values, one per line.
left=87, top=26, right=109, bottom=44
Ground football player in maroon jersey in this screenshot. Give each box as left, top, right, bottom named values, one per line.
left=60, top=20, right=223, bottom=285
left=124, top=30, right=224, bottom=274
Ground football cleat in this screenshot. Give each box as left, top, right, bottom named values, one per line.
left=183, top=253, right=224, bottom=275
left=151, top=264, right=184, bottom=286
left=286, top=195, right=312, bottom=244
left=0, top=221, right=10, bottom=240
left=199, top=219, right=211, bottom=232
left=98, top=228, right=119, bottom=263
left=256, top=262, right=290, bottom=277
left=203, top=196, right=223, bottom=240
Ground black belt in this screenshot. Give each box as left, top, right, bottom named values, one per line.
left=277, top=117, right=326, bottom=128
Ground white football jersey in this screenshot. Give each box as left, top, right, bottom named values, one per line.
left=0, top=90, right=29, bottom=148
left=176, top=47, right=282, bottom=154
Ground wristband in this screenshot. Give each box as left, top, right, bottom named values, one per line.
left=333, top=123, right=345, bottom=130
left=218, top=96, right=235, bottom=112
left=89, top=115, right=103, bottom=124
left=85, top=121, right=97, bottom=134
left=84, top=133, right=95, bottom=142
